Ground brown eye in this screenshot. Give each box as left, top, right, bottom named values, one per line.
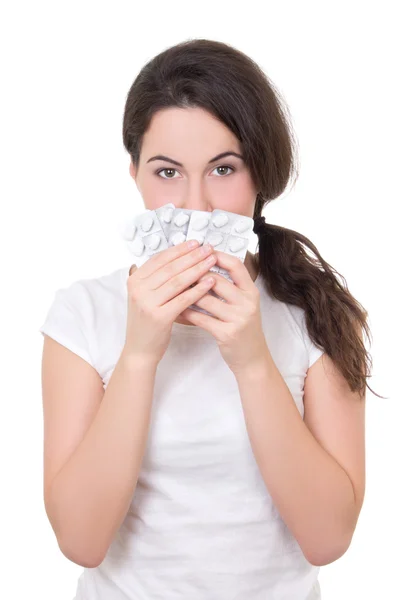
left=156, top=168, right=178, bottom=179
left=214, top=166, right=234, bottom=176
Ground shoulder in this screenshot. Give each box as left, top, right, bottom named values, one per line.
left=62, top=265, right=130, bottom=338
left=39, top=265, right=130, bottom=376
left=258, top=284, right=324, bottom=370
left=284, top=303, right=324, bottom=369
left=57, top=265, right=129, bottom=309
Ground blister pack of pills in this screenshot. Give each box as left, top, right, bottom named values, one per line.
left=121, top=203, right=254, bottom=317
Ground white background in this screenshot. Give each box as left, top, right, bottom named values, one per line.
left=0, top=1, right=398, bottom=598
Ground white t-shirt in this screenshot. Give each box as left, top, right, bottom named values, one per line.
left=39, top=264, right=324, bottom=600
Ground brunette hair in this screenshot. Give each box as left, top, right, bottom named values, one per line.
left=122, top=38, right=382, bottom=400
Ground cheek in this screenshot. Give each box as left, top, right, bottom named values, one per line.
left=212, top=173, right=256, bottom=213
left=139, top=177, right=180, bottom=209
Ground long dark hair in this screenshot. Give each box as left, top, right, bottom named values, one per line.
left=122, top=38, right=382, bottom=400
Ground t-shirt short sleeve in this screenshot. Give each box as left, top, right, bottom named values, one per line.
left=301, top=312, right=325, bottom=369
left=307, top=341, right=324, bottom=369
left=39, top=285, right=95, bottom=368
left=285, top=303, right=325, bottom=370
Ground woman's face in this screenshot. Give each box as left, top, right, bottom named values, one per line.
left=129, top=106, right=258, bottom=216
left=128, top=106, right=259, bottom=326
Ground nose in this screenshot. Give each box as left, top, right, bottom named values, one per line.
left=175, top=182, right=214, bottom=214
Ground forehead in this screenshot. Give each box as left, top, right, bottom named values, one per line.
left=143, top=107, right=240, bottom=151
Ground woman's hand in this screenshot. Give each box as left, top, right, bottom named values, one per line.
left=179, top=251, right=270, bottom=375
left=124, top=240, right=217, bottom=366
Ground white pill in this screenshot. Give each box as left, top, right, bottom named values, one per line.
left=208, top=232, right=224, bottom=247
left=148, top=233, right=162, bottom=251
left=228, top=237, right=245, bottom=252
left=233, top=218, right=251, bottom=234
left=141, top=215, right=155, bottom=232
left=170, top=231, right=187, bottom=245
left=162, top=207, right=174, bottom=223
left=121, top=221, right=137, bottom=241
left=130, top=238, right=145, bottom=256
left=212, top=213, right=229, bottom=228
left=192, top=216, right=210, bottom=231
left=174, top=212, right=190, bottom=227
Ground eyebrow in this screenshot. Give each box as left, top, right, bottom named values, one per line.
left=146, top=151, right=244, bottom=167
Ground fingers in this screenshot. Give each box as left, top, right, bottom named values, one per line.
left=134, top=240, right=200, bottom=280
left=166, top=274, right=216, bottom=320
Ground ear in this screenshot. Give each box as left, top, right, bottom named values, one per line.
left=129, top=161, right=136, bottom=180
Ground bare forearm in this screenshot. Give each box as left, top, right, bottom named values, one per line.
left=234, top=351, right=356, bottom=566
left=47, top=352, right=157, bottom=567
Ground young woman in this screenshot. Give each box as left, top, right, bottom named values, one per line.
left=40, top=38, right=381, bottom=600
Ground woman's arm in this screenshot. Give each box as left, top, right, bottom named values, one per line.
left=234, top=349, right=364, bottom=567
left=45, top=351, right=157, bottom=568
